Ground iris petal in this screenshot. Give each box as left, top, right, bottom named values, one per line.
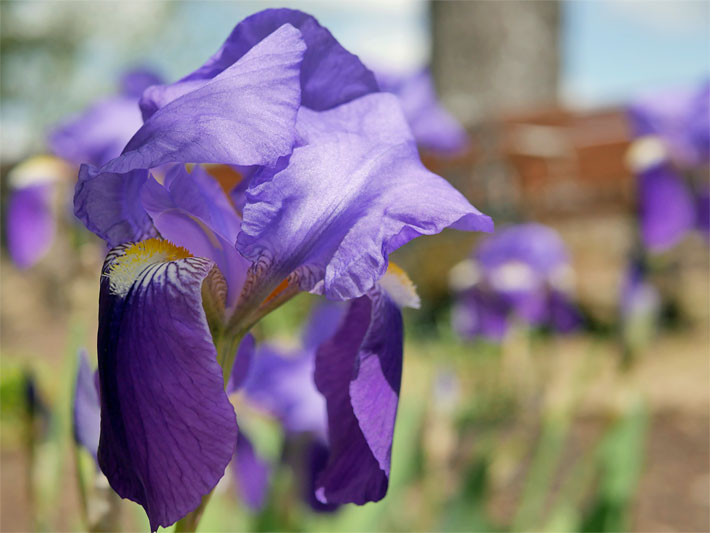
left=233, top=430, right=270, bottom=511
left=141, top=8, right=377, bottom=117
left=73, top=350, right=101, bottom=461
left=639, top=164, right=695, bottom=252
left=142, top=165, right=250, bottom=305
left=7, top=182, right=56, bottom=269
left=314, top=287, right=403, bottom=504
left=97, top=243, right=237, bottom=531
left=237, top=93, right=493, bottom=301
left=74, top=24, right=306, bottom=246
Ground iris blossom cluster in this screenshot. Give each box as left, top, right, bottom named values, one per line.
left=451, top=223, right=580, bottom=342
left=627, top=82, right=710, bottom=251
left=72, top=9, right=492, bottom=530
left=5, top=69, right=161, bottom=269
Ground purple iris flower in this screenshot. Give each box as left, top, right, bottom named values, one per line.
left=374, top=68, right=468, bottom=154
left=452, top=223, right=580, bottom=341
left=627, top=82, right=710, bottom=252
left=49, top=68, right=162, bottom=167
left=5, top=157, right=65, bottom=269
left=636, top=161, right=695, bottom=252
left=73, top=8, right=492, bottom=530
left=628, top=82, right=710, bottom=167
left=5, top=69, right=160, bottom=271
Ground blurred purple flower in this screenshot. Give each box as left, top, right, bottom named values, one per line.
left=627, top=82, right=709, bottom=252
left=73, top=350, right=101, bottom=462
left=628, top=81, right=710, bottom=167
left=375, top=68, right=468, bottom=154
left=637, top=162, right=695, bottom=252
left=49, top=68, right=161, bottom=167
left=5, top=157, right=69, bottom=269
left=74, top=9, right=491, bottom=529
left=452, top=223, right=581, bottom=341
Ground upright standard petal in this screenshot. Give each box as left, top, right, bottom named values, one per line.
left=142, top=165, right=250, bottom=305
left=638, top=164, right=695, bottom=252
left=75, top=25, right=305, bottom=244
left=314, top=286, right=403, bottom=504
left=97, top=240, right=237, bottom=530
left=238, top=93, right=493, bottom=301
left=103, top=24, right=305, bottom=174
left=141, top=8, right=378, bottom=117
left=74, top=350, right=101, bottom=461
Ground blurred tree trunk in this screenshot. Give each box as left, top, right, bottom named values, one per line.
left=430, top=0, right=560, bottom=124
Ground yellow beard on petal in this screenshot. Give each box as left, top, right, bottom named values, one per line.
left=108, top=238, right=192, bottom=296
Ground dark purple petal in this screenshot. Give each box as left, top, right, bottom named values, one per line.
left=303, top=439, right=339, bottom=512
left=97, top=243, right=237, bottom=531
left=245, top=344, right=327, bottom=437
left=49, top=96, right=144, bottom=167
left=141, top=8, right=378, bottom=118
left=237, top=93, right=493, bottom=301
left=103, top=24, right=305, bottom=174
left=6, top=182, right=55, bottom=269
left=314, top=287, right=403, bottom=504
left=376, top=68, right=467, bottom=153
left=141, top=165, right=250, bottom=304
left=226, top=334, right=255, bottom=394
left=453, top=287, right=509, bottom=342
left=233, top=430, right=270, bottom=511
left=638, top=164, right=695, bottom=252
left=74, top=350, right=101, bottom=461
left=74, top=166, right=156, bottom=247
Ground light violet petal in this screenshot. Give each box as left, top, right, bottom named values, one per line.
left=141, top=165, right=250, bottom=303
left=73, top=350, right=101, bottom=462
left=74, top=165, right=156, bottom=247
left=233, top=430, right=270, bottom=511
left=104, top=24, right=305, bottom=173
left=141, top=9, right=377, bottom=118
left=237, top=93, right=492, bottom=301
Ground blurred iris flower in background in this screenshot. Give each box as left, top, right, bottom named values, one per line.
left=375, top=68, right=468, bottom=154
left=71, top=8, right=492, bottom=530
left=451, top=223, right=580, bottom=342
left=626, top=81, right=710, bottom=252
left=5, top=69, right=162, bottom=270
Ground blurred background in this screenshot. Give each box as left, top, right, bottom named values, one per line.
left=1, top=1, right=708, bottom=532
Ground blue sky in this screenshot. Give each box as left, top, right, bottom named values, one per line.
left=562, top=1, right=709, bottom=107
